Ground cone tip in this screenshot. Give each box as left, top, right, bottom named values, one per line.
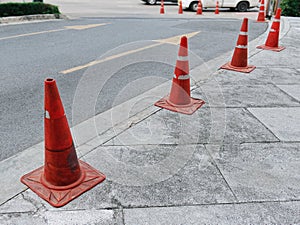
left=276, top=8, right=281, bottom=18
left=180, top=36, right=188, bottom=48
left=240, top=17, right=248, bottom=32
left=45, top=78, right=56, bottom=85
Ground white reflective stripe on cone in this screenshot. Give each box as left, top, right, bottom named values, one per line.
left=177, top=56, right=189, bottom=61
left=45, top=110, right=50, bottom=119
left=236, top=45, right=247, bottom=49
left=273, top=19, right=280, bottom=22
left=239, top=31, right=248, bottom=36
left=177, top=74, right=190, bottom=80
left=270, top=29, right=276, bottom=32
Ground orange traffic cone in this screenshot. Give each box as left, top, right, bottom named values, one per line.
left=256, top=0, right=266, bottom=22
left=196, top=0, right=203, bottom=15
left=155, top=36, right=205, bottom=115
left=160, top=0, right=165, bottom=14
left=220, top=18, right=256, bottom=73
left=257, top=8, right=285, bottom=52
left=21, top=78, right=106, bottom=207
left=178, top=0, right=183, bottom=14
left=215, top=1, right=219, bottom=14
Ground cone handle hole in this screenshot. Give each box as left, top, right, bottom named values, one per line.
left=45, top=78, right=55, bottom=85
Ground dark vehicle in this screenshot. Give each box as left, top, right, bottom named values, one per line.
left=141, top=0, right=178, bottom=5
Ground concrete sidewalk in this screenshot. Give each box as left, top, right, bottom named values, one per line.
left=0, top=16, right=300, bottom=224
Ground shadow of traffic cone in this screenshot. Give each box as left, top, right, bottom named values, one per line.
left=215, top=1, right=219, bottom=14
left=220, top=18, right=256, bottom=73
left=155, top=36, right=205, bottom=115
left=160, top=0, right=165, bottom=14
left=21, top=78, right=106, bottom=208
left=196, top=0, right=203, bottom=15
left=257, top=8, right=285, bottom=52
left=178, top=0, right=183, bottom=14
left=256, top=0, right=266, bottom=22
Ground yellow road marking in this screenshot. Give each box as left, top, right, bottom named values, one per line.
left=155, top=31, right=200, bottom=45
left=0, top=28, right=65, bottom=41
left=60, top=31, right=200, bottom=75
left=64, top=23, right=107, bottom=30
left=0, top=23, right=108, bottom=41
left=60, top=42, right=162, bottom=74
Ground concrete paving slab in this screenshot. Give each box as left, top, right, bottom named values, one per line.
left=67, top=145, right=236, bottom=208
left=105, top=107, right=278, bottom=146
left=0, top=209, right=118, bottom=225
left=277, top=84, right=300, bottom=101
left=194, top=83, right=299, bottom=107
left=0, top=142, right=44, bottom=205
left=248, top=107, right=300, bottom=141
left=106, top=107, right=278, bottom=145
left=251, top=46, right=300, bottom=68
left=0, top=194, right=36, bottom=214
left=206, top=143, right=300, bottom=202
left=215, top=67, right=300, bottom=85
left=105, top=108, right=211, bottom=146
left=123, top=201, right=300, bottom=225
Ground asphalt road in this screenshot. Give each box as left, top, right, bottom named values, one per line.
left=0, top=17, right=267, bottom=161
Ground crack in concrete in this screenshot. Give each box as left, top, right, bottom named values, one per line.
left=21, top=192, right=47, bottom=214
left=118, top=198, right=300, bottom=210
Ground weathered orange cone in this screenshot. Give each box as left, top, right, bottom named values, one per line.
left=257, top=8, right=285, bottom=52
left=21, top=78, right=106, bottom=208
left=160, top=0, right=165, bottom=14
left=196, top=0, right=203, bottom=15
left=155, top=36, right=205, bottom=115
left=220, top=18, right=256, bottom=73
left=215, top=1, right=219, bottom=14
left=178, top=0, right=183, bottom=14
left=256, top=0, right=266, bottom=22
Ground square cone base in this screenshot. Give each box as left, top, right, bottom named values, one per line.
left=155, top=95, right=205, bottom=115
left=21, top=160, right=106, bottom=207
left=220, top=62, right=256, bottom=73
left=257, top=44, right=286, bottom=52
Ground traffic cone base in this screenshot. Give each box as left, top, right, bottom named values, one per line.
left=21, top=160, right=106, bottom=207
left=220, top=62, right=256, bottom=73
left=155, top=95, right=205, bottom=115
left=256, top=44, right=285, bottom=52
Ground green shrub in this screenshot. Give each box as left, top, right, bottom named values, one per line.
left=0, top=2, right=60, bottom=17
left=280, top=0, right=300, bottom=17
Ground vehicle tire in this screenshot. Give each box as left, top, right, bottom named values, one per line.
left=146, top=0, right=157, bottom=5
left=189, top=1, right=198, bottom=11
left=236, top=1, right=249, bottom=12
